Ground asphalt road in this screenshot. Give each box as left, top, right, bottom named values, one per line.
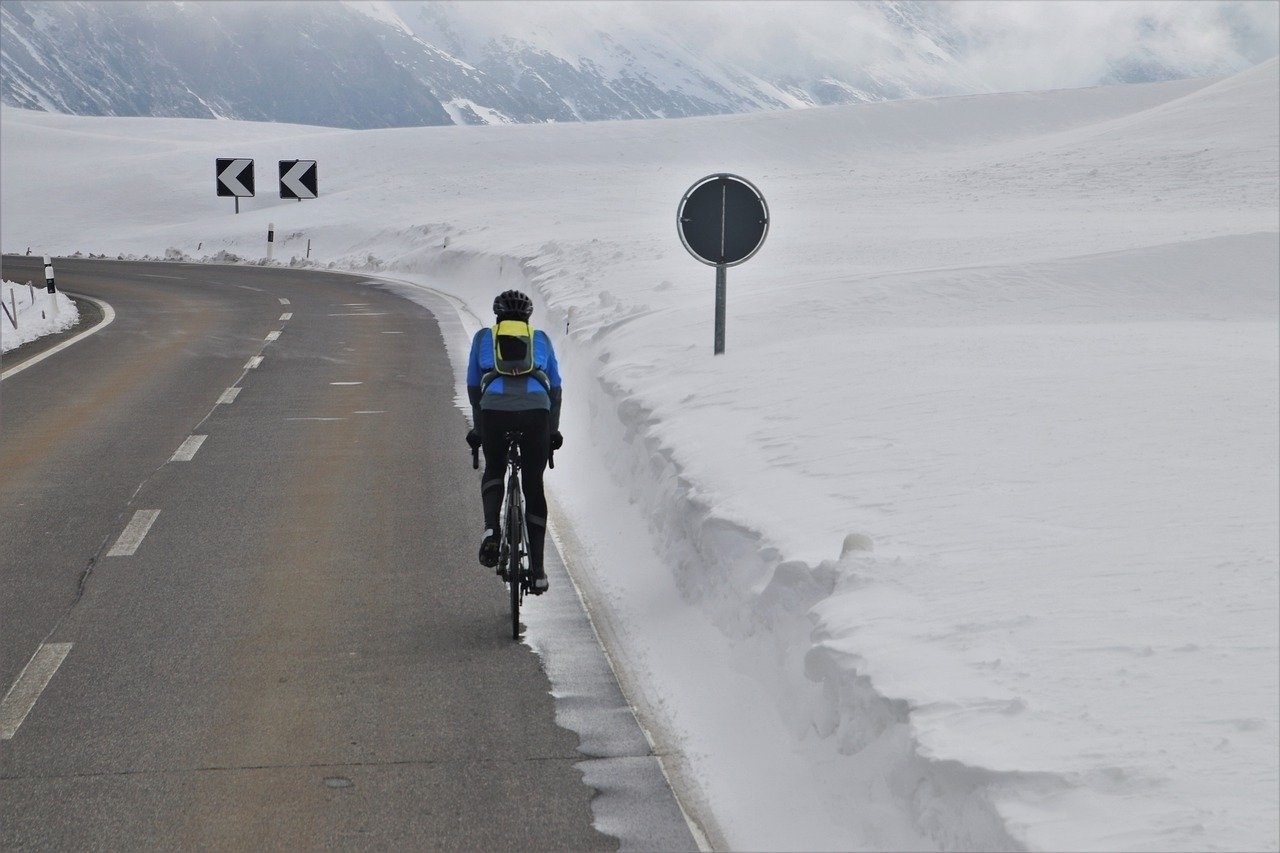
left=0, top=257, right=684, bottom=849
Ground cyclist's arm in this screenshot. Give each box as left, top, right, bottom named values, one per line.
left=542, top=333, right=563, bottom=433
left=466, top=330, right=486, bottom=431
left=468, top=385, right=483, bottom=431
left=548, top=387, right=562, bottom=433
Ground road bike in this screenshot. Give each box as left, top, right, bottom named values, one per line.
left=473, top=430, right=551, bottom=640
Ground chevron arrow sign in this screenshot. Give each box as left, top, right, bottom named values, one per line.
left=216, top=158, right=255, bottom=197
left=279, top=160, right=318, bottom=199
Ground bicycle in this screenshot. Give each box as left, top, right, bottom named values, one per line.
left=472, top=430, right=553, bottom=640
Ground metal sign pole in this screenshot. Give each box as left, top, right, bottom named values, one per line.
left=714, top=264, right=727, bottom=355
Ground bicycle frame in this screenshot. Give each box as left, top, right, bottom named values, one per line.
left=498, top=432, right=530, bottom=639
left=471, top=427, right=545, bottom=640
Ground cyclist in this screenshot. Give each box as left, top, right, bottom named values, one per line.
left=465, top=290, right=563, bottom=594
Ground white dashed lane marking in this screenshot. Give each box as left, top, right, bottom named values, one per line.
left=353, top=411, right=386, bottom=415
left=218, top=387, right=241, bottom=404
left=330, top=382, right=362, bottom=386
left=245, top=356, right=263, bottom=369
left=280, top=312, right=292, bottom=321
left=1, top=643, right=73, bottom=740
left=266, top=331, right=281, bottom=341
left=106, top=510, right=161, bottom=558
left=278, top=298, right=290, bottom=305
left=170, top=435, right=207, bottom=462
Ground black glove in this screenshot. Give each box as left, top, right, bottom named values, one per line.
left=466, top=429, right=483, bottom=450
left=550, top=430, right=563, bottom=451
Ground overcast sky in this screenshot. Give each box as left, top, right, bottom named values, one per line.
left=380, top=0, right=1280, bottom=93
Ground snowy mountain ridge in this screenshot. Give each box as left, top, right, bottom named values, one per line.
left=2, top=0, right=1270, bottom=128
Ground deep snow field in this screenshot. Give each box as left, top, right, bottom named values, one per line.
left=2, top=57, right=1277, bottom=851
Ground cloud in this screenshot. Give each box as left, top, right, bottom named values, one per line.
left=944, top=0, right=1280, bottom=91
left=393, top=0, right=1279, bottom=95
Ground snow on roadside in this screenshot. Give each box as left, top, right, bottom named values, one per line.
left=0, top=279, right=78, bottom=354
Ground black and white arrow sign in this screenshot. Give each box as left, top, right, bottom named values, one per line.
left=279, top=160, right=318, bottom=199
left=216, top=158, right=255, bottom=197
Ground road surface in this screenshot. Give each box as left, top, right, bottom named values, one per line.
left=0, top=256, right=695, bottom=850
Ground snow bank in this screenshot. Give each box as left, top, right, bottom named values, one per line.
left=0, top=279, right=78, bottom=353
left=2, top=58, right=1277, bottom=851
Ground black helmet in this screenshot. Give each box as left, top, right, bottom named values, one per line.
left=493, top=289, right=533, bottom=319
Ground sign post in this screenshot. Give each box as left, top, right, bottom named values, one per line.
left=216, top=158, right=255, bottom=213
left=677, top=174, right=769, bottom=355
left=714, top=263, right=727, bottom=353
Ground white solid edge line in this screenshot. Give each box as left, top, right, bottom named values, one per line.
left=106, top=509, right=161, bottom=557
left=1, top=293, right=116, bottom=380
left=170, top=434, right=207, bottom=462
left=0, top=643, right=73, bottom=740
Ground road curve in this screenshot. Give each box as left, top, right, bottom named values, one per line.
left=0, top=257, right=634, bottom=849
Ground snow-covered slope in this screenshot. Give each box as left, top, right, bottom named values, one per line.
left=2, top=58, right=1277, bottom=851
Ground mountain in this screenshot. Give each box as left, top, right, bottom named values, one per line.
left=1, top=1, right=452, bottom=127
left=0, top=0, right=1269, bottom=129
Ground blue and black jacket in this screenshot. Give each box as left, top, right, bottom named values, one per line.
left=466, top=325, right=562, bottom=431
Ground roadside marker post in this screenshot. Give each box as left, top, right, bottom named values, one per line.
left=267, top=223, right=275, bottom=263
left=43, top=256, right=58, bottom=319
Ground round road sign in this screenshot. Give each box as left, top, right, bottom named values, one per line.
left=677, top=174, right=769, bottom=267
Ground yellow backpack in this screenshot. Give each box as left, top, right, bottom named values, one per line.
left=483, top=320, right=550, bottom=392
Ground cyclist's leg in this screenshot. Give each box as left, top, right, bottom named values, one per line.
left=478, top=410, right=512, bottom=566
left=516, top=409, right=551, bottom=584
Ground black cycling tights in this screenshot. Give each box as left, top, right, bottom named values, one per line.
left=480, top=409, right=550, bottom=571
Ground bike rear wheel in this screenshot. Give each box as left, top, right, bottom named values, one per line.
left=506, top=480, right=523, bottom=640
